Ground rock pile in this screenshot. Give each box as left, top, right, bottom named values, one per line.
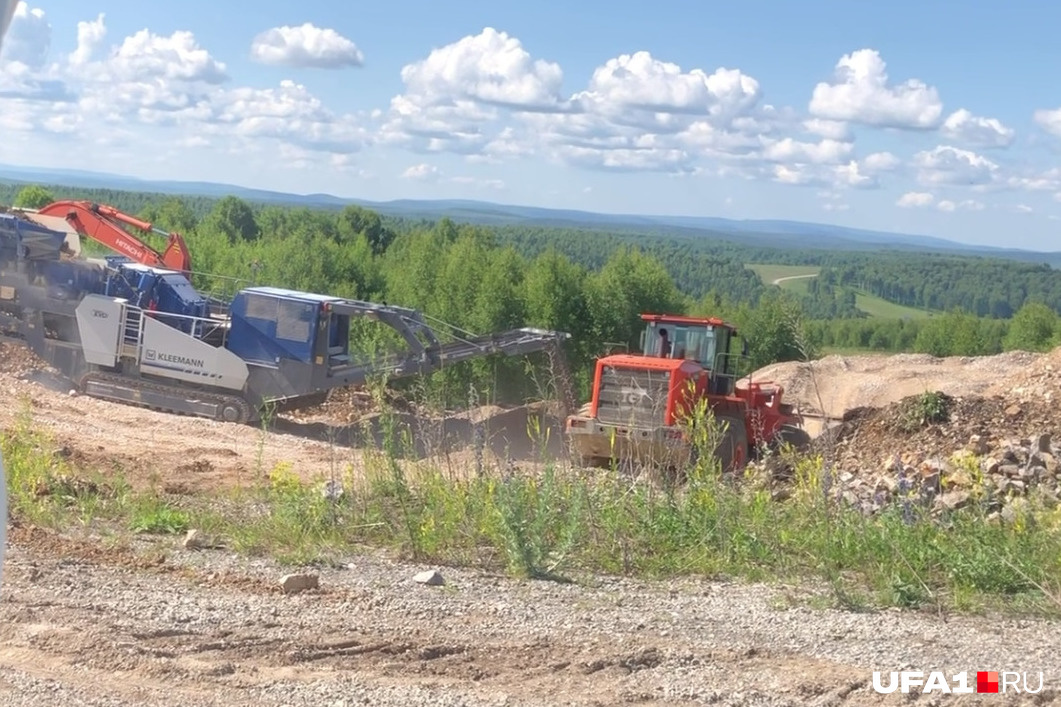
left=0, top=342, right=50, bottom=378
left=752, top=390, right=1061, bottom=521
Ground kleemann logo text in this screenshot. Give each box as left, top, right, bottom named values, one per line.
left=872, top=670, right=1044, bottom=694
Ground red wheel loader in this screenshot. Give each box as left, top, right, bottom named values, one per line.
left=564, top=313, right=806, bottom=473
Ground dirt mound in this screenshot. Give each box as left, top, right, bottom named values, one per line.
left=750, top=389, right=1061, bottom=518
left=820, top=392, right=1060, bottom=468
left=749, top=349, right=1049, bottom=421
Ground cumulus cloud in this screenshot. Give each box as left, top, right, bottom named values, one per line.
left=862, top=151, right=900, bottom=172
left=896, top=191, right=934, bottom=208
left=0, top=7, right=370, bottom=165
left=398, top=27, right=564, bottom=111
left=937, top=199, right=984, bottom=212
left=940, top=109, right=1014, bottom=148
left=802, top=118, right=851, bottom=140
left=1007, top=167, right=1061, bottom=192
left=69, top=13, right=106, bottom=66
left=211, top=79, right=369, bottom=153
left=574, top=51, right=760, bottom=123
left=378, top=27, right=569, bottom=156
left=2, top=8, right=1055, bottom=209
left=401, top=163, right=440, bottom=180
left=912, top=145, right=999, bottom=186
left=760, top=137, right=852, bottom=164
left=400, top=163, right=505, bottom=189
left=0, top=1, right=49, bottom=68
left=809, top=49, right=943, bottom=129
left=1033, top=107, right=1061, bottom=138
left=250, top=23, right=364, bottom=69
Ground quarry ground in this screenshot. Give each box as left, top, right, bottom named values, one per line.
left=2, top=342, right=1061, bottom=704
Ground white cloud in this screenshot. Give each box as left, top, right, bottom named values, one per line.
left=760, top=137, right=852, bottom=164
left=0, top=8, right=371, bottom=165
left=833, top=160, right=875, bottom=188
left=1006, top=167, right=1061, bottom=192
left=398, top=27, right=564, bottom=111
left=1014, top=203, right=1033, bottom=213
left=89, top=28, right=228, bottom=84
left=1033, top=107, right=1061, bottom=138
left=0, top=1, right=49, bottom=68
left=212, top=80, right=369, bottom=153
left=69, top=13, right=105, bottom=66
left=809, top=49, right=943, bottom=129
left=802, top=118, right=851, bottom=141
left=400, top=163, right=505, bottom=190
left=250, top=23, right=364, bottom=69
left=3, top=8, right=1059, bottom=211
left=402, top=163, right=440, bottom=180
left=940, top=109, right=1014, bottom=148
left=378, top=27, right=566, bottom=156
left=936, top=199, right=984, bottom=212
left=897, top=191, right=934, bottom=208
left=574, top=51, right=760, bottom=125
left=912, top=145, right=999, bottom=186
left=862, top=151, right=900, bottom=172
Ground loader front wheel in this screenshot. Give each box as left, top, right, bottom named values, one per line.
left=716, top=414, right=748, bottom=473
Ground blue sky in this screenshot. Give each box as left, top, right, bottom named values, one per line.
left=2, top=0, right=1061, bottom=250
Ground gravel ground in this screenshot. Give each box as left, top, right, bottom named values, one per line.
left=0, top=525, right=1058, bottom=706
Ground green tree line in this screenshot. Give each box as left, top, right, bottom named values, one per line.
left=6, top=184, right=1061, bottom=406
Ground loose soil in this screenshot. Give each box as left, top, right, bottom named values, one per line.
left=4, top=340, right=1061, bottom=704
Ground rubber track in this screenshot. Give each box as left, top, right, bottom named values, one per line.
left=77, top=371, right=255, bottom=424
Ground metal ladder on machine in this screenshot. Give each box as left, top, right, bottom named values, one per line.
left=120, top=304, right=144, bottom=360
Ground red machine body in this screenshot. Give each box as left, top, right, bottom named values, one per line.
left=35, top=200, right=192, bottom=275
left=565, top=313, right=802, bottom=472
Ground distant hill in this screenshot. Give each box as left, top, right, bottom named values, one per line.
left=2, top=162, right=1059, bottom=267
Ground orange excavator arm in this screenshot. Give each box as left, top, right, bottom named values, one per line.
left=35, top=200, right=192, bottom=275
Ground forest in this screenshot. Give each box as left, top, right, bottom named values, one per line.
left=4, top=181, right=1061, bottom=404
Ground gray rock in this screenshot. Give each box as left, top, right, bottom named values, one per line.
left=937, top=490, right=971, bottom=511
left=1035, top=432, right=1053, bottom=454
left=280, top=573, right=320, bottom=594
left=413, top=569, right=445, bottom=586
left=182, top=529, right=206, bottom=550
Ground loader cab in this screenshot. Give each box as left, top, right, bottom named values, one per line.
left=638, top=314, right=746, bottom=395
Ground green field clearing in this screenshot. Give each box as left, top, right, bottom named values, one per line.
left=745, top=263, right=821, bottom=284
left=747, top=263, right=936, bottom=320
left=854, top=292, right=935, bottom=319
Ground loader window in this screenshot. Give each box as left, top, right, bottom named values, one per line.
left=641, top=322, right=718, bottom=365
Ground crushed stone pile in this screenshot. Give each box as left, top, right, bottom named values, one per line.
left=0, top=341, right=52, bottom=378
left=749, top=387, right=1061, bottom=521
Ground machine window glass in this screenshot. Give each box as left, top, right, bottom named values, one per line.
left=698, top=331, right=717, bottom=368
left=245, top=293, right=277, bottom=321
left=276, top=300, right=314, bottom=342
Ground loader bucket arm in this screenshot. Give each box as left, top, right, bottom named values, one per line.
left=35, top=200, right=193, bottom=275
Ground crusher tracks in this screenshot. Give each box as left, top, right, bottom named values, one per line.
left=78, top=371, right=255, bottom=424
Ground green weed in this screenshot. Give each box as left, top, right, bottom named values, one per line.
left=3, top=394, right=1060, bottom=617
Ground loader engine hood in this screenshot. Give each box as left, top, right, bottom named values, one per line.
left=592, top=354, right=704, bottom=427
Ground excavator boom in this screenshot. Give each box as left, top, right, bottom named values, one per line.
left=34, top=200, right=193, bottom=274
